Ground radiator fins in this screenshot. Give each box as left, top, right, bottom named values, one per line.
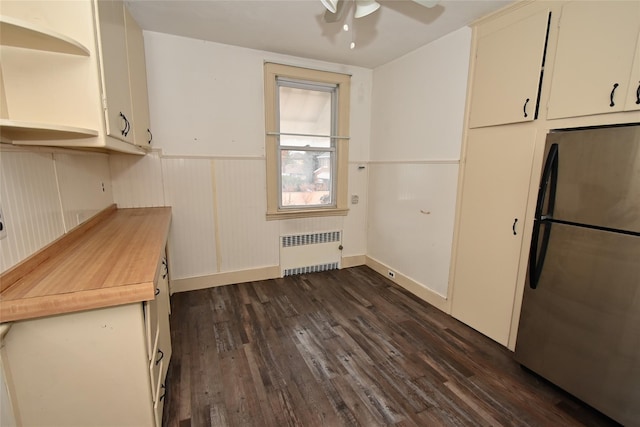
left=281, top=231, right=341, bottom=248
left=283, top=262, right=340, bottom=277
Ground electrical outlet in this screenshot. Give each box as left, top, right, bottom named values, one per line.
left=351, top=195, right=359, bottom=205
left=388, top=270, right=396, bottom=279
left=0, top=205, right=7, bottom=240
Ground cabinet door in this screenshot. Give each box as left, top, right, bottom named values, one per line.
left=547, top=1, right=640, bottom=119
left=624, top=31, right=640, bottom=112
left=2, top=305, right=155, bottom=426
left=157, top=256, right=172, bottom=368
left=95, top=0, right=134, bottom=143
left=468, top=9, right=550, bottom=128
left=124, top=6, right=152, bottom=148
left=451, top=126, right=537, bottom=346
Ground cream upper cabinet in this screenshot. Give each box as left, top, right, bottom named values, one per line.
left=95, top=0, right=134, bottom=144
left=451, top=125, right=537, bottom=346
left=547, top=1, right=640, bottom=119
left=468, top=8, right=551, bottom=128
left=125, top=6, right=153, bottom=148
left=624, top=30, right=640, bottom=112
left=0, top=0, right=147, bottom=154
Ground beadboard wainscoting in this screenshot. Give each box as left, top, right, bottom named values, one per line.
left=0, top=146, right=113, bottom=273
left=366, top=27, right=471, bottom=305
left=366, top=161, right=460, bottom=301
left=110, top=152, right=369, bottom=292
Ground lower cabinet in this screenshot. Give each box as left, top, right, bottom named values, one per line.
left=0, top=262, right=171, bottom=426
left=451, top=125, right=538, bottom=346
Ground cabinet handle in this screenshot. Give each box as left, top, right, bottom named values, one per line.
left=156, top=348, right=164, bottom=365
left=635, top=82, right=640, bottom=105
left=119, top=112, right=130, bottom=136
left=147, top=128, right=153, bottom=144
left=162, top=258, right=168, bottom=279
left=609, top=83, right=619, bottom=107
left=155, top=287, right=160, bottom=296
left=159, top=383, right=166, bottom=402
left=512, top=218, right=518, bottom=235
left=523, top=98, right=530, bottom=118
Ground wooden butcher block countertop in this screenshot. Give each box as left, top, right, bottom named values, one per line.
left=0, top=205, right=171, bottom=323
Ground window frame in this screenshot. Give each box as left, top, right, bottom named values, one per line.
left=264, top=63, right=351, bottom=220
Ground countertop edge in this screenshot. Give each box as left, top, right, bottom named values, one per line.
left=0, top=206, right=171, bottom=323
left=0, top=281, right=155, bottom=323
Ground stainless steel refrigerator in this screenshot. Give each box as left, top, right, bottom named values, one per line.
left=515, top=124, right=640, bottom=426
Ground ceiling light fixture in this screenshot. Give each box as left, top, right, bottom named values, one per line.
left=353, top=0, right=380, bottom=19
left=322, top=0, right=439, bottom=20
left=322, top=0, right=439, bottom=50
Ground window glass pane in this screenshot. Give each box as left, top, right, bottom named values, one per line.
left=281, top=150, right=333, bottom=207
left=279, top=86, right=332, bottom=136
left=280, top=135, right=331, bottom=148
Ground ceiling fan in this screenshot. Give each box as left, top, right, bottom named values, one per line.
left=320, top=0, right=440, bottom=49
left=321, top=0, right=439, bottom=21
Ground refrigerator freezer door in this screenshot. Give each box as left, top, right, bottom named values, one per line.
left=544, top=125, right=640, bottom=233
left=516, top=223, right=640, bottom=426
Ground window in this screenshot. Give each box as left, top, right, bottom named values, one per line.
left=264, top=63, right=350, bottom=220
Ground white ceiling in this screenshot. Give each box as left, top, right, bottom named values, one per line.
left=125, top=0, right=513, bottom=69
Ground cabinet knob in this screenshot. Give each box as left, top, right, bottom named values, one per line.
left=609, top=83, right=619, bottom=107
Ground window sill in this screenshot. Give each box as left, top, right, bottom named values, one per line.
left=266, top=208, right=349, bottom=221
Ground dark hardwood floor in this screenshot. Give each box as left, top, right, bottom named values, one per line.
left=162, top=266, right=619, bottom=427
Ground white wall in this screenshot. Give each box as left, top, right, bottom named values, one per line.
left=1, top=26, right=471, bottom=302
left=110, top=32, right=372, bottom=282
left=367, top=27, right=471, bottom=297
left=0, top=147, right=113, bottom=273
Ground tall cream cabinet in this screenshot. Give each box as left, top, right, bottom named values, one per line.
left=451, top=0, right=640, bottom=350
left=547, top=1, right=640, bottom=119
left=0, top=254, right=171, bottom=427
left=451, top=126, right=537, bottom=346
left=468, top=6, right=551, bottom=128
left=0, top=0, right=152, bottom=153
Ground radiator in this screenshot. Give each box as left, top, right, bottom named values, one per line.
left=280, top=231, right=342, bottom=276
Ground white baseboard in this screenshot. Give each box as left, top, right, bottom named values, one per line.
left=169, top=266, right=281, bottom=294
left=341, top=255, right=366, bottom=269
left=365, top=256, right=451, bottom=313
left=170, top=255, right=367, bottom=294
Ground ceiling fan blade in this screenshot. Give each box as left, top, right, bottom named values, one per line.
left=354, top=0, right=380, bottom=18
left=321, top=0, right=338, bottom=13
left=412, top=0, right=439, bottom=7
left=323, top=0, right=348, bottom=23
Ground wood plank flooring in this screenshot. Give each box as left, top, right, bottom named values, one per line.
left=162, top=266, right=620, bottom=427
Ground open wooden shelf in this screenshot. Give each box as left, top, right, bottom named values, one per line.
left=0, top=15, right=90, bottom=56
left=0, top=119, right=98, bottom=141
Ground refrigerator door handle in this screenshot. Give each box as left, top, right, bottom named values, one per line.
left=529, top=220, right=552, bottom=289
left=529, top=143, right=559, bottom=289
left=534, top=143, right=559, bottom=219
